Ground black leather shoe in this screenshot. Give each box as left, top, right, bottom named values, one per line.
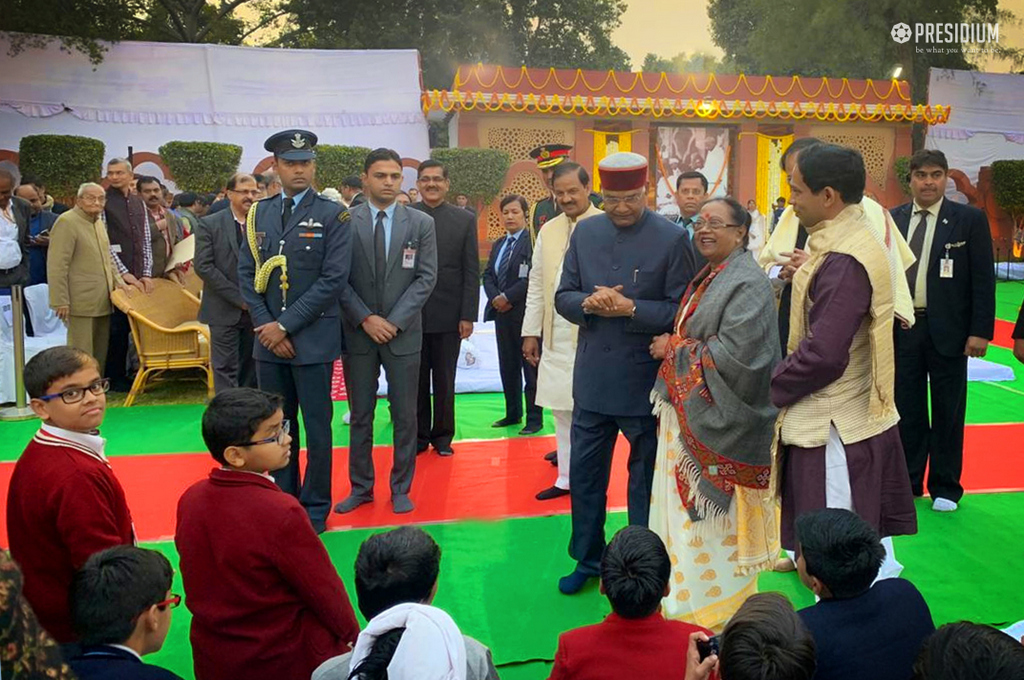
left=535, top=486, right=570, bottom=501
left=435, top=447, right=454, bottom=457
left=492, top=417, right=521, bottom=428
left=544, top=450, right=557, bottom=462
left=417, top=442, right=430, bottom=455
left=519, top=423, right=543, bottom=436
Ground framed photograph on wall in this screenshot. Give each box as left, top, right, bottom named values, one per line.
left=652, top=126, right=731, bottom=218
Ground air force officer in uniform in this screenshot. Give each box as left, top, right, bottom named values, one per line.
left=237, top=129, right=352, bottom=533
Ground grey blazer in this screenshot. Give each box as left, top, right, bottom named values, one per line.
left=340, top=201, right=437, bottom=356
left=194, top=208, right=246, bottom=325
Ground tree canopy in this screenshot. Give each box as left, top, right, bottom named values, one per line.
left=2, top=0, right=631, bottom=87
left=706, top=0, right=1023, bottom=100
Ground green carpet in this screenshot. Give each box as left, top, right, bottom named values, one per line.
left=0, top=393, right=556, bottom=462
left=143, top=491, right=1024, bottom=680
left=996, top=280, right=1023, bottom=323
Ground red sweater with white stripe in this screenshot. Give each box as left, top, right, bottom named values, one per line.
left=6, top=426, right=135, bottom=643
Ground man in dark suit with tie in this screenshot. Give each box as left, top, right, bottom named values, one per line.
left=891, top=149, right=995, bottom=513
left=195, top=172, right=259, bottom=393
left=335, top=148, right=437, bottom=515
left=673, top=170, right=708, bottom=272
left=555, top=152, right=693, bottom=594
left=237, top=129, right=351, bottom=533
left=483, top=194, right=541, bottom=434
left=411, top=159, right=480, bottom=454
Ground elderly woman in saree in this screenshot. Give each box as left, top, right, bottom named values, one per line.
left=648, top=196, right=782, bottom=631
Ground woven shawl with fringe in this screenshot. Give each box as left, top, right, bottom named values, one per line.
left=652, top=249, right=781, bottom=530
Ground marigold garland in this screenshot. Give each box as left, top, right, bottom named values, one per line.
left=452, top=64, right=912, bottom=102
left=422, top=90, right=950, bottom=125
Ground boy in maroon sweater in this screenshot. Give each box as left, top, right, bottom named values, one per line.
left=175, top=388, right=359, bottom=680
left=550, top=526, right=714, bottom=680
left=6, top=346, right=135, bottom=644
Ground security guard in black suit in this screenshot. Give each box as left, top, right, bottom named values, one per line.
left=238, top=129, right=353, bottom=533
left=528, top=144, right=602, bottom=239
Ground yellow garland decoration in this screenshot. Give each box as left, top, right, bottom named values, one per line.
left=246, top=202, right=289, bottom=310
left=452, top=65, right=911, bottom=102
left=422, top=91, right=951, bottom=125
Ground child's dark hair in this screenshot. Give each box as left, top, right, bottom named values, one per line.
left=600, top=525, right=671, bottom=619
left=349, top=527, right=442, bottom=680
left=201, top=388, right=283, bottom=465
left=70, top=545, right=173, bottom=646
left=24, top=346, right=99, bottom=399
left=354, top=526, right=441, bottom=620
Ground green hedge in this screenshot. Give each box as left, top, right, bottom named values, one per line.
left=894, top=156, right=911, bottom=198
left=315, top=145, right=372, bottom=190
left=430, top=148, right=511, bottom=206
left=18, top=135, right=105, bottom=202
left=158, top=141, right=242, bottom=192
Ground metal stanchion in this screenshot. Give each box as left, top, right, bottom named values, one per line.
left=1, top=284, right=38, bottom=421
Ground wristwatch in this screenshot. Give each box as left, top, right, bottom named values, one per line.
left=629, top=303, right=637, bottom=319
left=277, top=322, right=288, bottom=334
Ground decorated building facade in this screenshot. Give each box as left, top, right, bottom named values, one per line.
left=423, top=64, right=951, bottom=244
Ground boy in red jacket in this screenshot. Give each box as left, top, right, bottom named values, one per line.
left=550, top=525, right=714, bottom=680
left=175, top=388, right=359, bottom=680
left=6, top=346, right=135, bottom=645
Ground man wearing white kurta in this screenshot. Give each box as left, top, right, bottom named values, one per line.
left=522, top=162, right=604, bottom=500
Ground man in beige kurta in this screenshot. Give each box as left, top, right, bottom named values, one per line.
left=47, top=183, right=124, bottom=372
left=522, top=162, right=604, bottom=500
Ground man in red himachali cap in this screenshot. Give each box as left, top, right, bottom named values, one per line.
left=553, top=152, right=698, bottom=594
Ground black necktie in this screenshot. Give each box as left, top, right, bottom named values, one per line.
left=905, top=210, right=929, bottom=299
left=282, top=197, right=293, bottom=227
left=374, top=210, right=387, bottom=312
left=498, top=236, right=514, bottom=288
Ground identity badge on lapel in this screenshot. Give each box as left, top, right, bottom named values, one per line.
left=519, top=262, right=530, bottom=278
left=940, top=244, right=954, bottom=279
left=402, top=240, right=417, bottom=269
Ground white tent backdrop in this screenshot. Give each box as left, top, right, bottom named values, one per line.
left=0, top=36, right=429, bottom=180
left=926, top=68, right=1024, bottom=185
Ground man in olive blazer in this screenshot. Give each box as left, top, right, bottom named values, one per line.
left=47, top=183, right=123, bottom=372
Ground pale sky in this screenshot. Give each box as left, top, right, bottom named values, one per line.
left=612, top=0, right=1024, bottom=73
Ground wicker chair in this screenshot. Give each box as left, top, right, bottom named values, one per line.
left=111, top=279, right=213, bottom=406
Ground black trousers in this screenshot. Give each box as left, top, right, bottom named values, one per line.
left=257, top=360, right=334, bottom=531
left=417, top=331, right=461, bottom=450
left=209, top=314, right=257, bottom=394
left=569, top=405, right=658, bottom=575
left=895, top=315, right=969, bottom=502
left=494, top=312, right=541, bottom=426
left=105, top=308, right=132, bottom=385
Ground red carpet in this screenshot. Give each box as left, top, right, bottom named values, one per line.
left=2, top=424, right=1023, bottom=545
left=993, top=319, right=1018, bottom=350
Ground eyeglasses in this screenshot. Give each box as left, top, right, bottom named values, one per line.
left=603, top=193, right=645, bottom=207
left=155, top=594, right=182, bottom=611
left=229, top=188, right=261, bottom=197
left=38, top=378, right=110, bottom=404
left=79, top=195, right=106, bottom=204
left=692, top=217, right=742, bottom=232
left=236, top=420, right=290, bottom=447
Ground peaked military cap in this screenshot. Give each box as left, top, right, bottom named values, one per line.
left=265, top=129, right=318, bottom=161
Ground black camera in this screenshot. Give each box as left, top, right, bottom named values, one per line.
left=697, top=635, right=721, bottom=661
